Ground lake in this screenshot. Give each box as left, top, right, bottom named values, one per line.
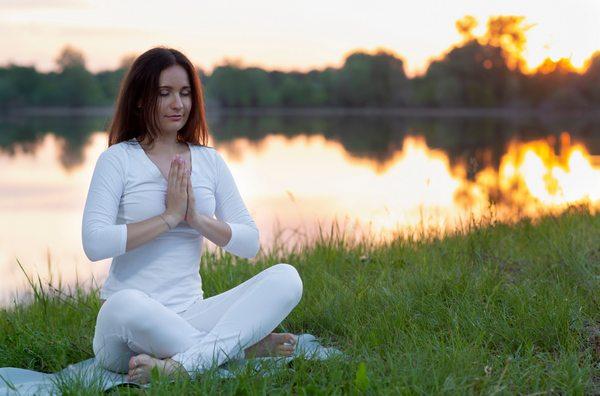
left=1, top=111, right=599, bottom=307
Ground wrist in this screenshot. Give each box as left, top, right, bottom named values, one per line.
left=189, top=212, right=206, bottom=232
left=162, top=212, right=180, bottom=229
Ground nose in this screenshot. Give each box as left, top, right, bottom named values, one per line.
left=171, top=93, right=183, bottom=110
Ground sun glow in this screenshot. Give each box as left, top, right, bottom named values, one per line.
left=497, top=137, right=600, bottom=206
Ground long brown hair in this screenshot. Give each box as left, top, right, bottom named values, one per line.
left=108, top=47, right=209, bottom=148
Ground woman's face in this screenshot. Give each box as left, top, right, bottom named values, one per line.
left=156, top=64, right=192, bottom=136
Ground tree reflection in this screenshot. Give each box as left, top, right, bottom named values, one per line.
left=1, top=114, right=597, bottom=175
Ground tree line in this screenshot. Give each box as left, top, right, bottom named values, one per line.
left=1, top=15, right=599, bottom=110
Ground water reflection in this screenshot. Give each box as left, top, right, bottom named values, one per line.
left=220, top=133, right=599, bottom=249
left=0, top=115, right=598, bottom=307
left=0, top=133, right=109, bottom=307
left=464, top=134, right=600, bottom=211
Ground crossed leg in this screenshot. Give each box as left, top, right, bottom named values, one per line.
left=93, top=264, right=303, bottom=383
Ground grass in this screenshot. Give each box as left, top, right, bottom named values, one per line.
left=0, top=206, right=599, bottom=394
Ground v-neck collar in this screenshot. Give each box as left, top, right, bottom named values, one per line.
left=132, top=138, right=193, bottom=183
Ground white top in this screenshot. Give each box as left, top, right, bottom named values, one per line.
left=81, top=138, right=260, bottom=313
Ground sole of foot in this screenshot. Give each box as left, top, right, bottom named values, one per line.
left=127, top=354, right=188, bottom=384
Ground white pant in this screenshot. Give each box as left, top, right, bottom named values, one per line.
left=92, top=263, right=303, bottom=376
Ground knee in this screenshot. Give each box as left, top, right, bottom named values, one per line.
left=267, top=263, right=303, bottom=306
left=98, top=288, right=149, bottom=325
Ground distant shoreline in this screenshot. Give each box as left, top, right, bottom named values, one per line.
left=2, top=106, right=600, bottom=118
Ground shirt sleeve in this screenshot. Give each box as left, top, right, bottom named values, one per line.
left=214, top=150, right=260, bottom=259
left=81, top=146, right=128, bottom=262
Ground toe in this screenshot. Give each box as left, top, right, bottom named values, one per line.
left=281, top=348, right=293, bottom=357
left=129, top=356, right=136, bottom=370
left=285, top=334, right=297, bottom=345
left=278, top=344, right=295, bottom=355
left=129, top=368, right=145, bottom=384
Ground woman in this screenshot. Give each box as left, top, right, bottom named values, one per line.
left=82, top=47, right=303, bottom=384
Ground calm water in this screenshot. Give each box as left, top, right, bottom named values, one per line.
left=1, top=113, right=599, bottom=307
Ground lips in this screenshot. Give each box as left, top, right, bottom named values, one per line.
left=166, top=115, right=182, bottom=120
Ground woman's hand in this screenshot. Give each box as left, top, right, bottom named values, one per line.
left=183, top=173, right=231, bottom=245
left=184, top=170, right=198, bottom=227
left=163, top=155, right=188, bottom=228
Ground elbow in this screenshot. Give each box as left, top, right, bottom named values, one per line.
left=224, top=223, right=260, bottom=259
left=81, top=223, right=127, bottom=262
left=82, top=231, right=109, bottom=262
left=83, top=241, right=104, bottom=262
left=245, top=229, right=260, bottom=259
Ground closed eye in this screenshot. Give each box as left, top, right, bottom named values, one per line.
left=159, top=90, right=191, bottom=96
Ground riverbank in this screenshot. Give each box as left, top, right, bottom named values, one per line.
left=1, top=207, right=599, bottom=393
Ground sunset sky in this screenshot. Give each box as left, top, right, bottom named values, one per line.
left=0, top=0, right=598, bottom=76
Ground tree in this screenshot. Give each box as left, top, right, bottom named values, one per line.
left=337, top=50, right=409, bottom=107
left=580, top=52, right=600, bottom=104
left=456, top=15, right=478, bottom=42
left=55, top=45, right=86, bottom=72
left=52, top=46, right=104, bottom=106
left=0, top=65, right=42, bottom=106
left=481, top=15, right=532, bottom=71
left=420, top=40, right=517, bottom=107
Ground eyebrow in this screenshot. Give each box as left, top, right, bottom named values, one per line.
left=159, top=85, right=191, bottom=89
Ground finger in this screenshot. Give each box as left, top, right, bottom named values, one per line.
left=179, top=164, right=187, bottom=193
left=131, top=367, right=143, bottom=378
left=127, top=371, right=137, bottom=382
left=171, top=157, right=181, bottom=187
left=187, top=172, right=193, bottom=200
left=168, top=157, right=176, bottom=185
left=187, top=173, right=194, bottom=198
left=177, top=159, right=185, bottom=190
left=183, top=167, right=189, bottom=192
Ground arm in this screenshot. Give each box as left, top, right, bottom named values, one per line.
left=188, top=151, right=259, bottom=259
left=81, top=148, right=185, bottom=262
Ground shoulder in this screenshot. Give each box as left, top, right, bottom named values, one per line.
left=191, top=144, right=225, bottom=165
left=105, top=141, right=131, bottom=156
left=97, top=141, right=132, bottom=171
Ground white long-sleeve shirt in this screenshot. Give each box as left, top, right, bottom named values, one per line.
left=81, top=138, right=260, bottom=313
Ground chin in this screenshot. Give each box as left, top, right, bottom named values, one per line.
left=161, top=124, right=184, bottom=135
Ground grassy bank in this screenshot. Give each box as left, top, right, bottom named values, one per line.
left=1, top=207, right=599, bottom=394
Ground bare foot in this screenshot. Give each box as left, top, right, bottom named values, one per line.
left=127, top=354, right=189, bottom=384
left=244, top=332, right=297, bottom=358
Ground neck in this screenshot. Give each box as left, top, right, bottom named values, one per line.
left=139, top=133, right=183, bottom=154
